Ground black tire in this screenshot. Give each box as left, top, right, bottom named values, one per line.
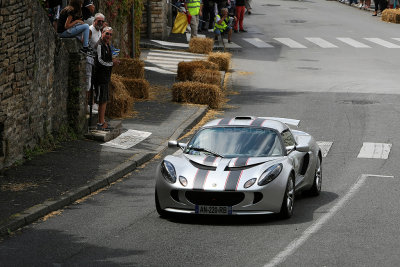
left=155, top=190, right=169, bottom=218
left=308, top=156, right=322, bottom=197
left=279, top=175, right=295, bottom=219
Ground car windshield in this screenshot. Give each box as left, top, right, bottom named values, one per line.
left=185, top=127, right=284, bottom=158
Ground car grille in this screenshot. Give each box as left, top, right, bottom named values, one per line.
left=185, top=191, right=245, bottom=206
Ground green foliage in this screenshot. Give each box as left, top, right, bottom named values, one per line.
left=133, top=0, right=143, bottom=58
left=23, top=124, right=78, bottom=161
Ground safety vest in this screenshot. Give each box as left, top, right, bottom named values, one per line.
left=214, top=15, right=228, bottom=31
left=186, top=0, right=201, bottom=16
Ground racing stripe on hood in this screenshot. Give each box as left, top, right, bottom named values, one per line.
left=251, top=118, right=266, bottom=126
left=224, top=157, right=249, bottom=191
left=193, top=156, right=217, bottom=190
left=218, top=118, right=232, bottom=125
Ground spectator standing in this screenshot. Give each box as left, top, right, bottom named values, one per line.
left=214, top=7, right=235, bottom=43
left=82, top=0, right=95, bottom=25
left=57, top=0, right=91, bottom=54
left=185, top=0, right=203, bottom=38
left=93, top=27, right=116, bottom=130
left=203, top=0, right=216, bottom=30
left=372, top=0, right=387, bottom=15
left=234, top=0, right=246, bottom=33
left=86, top=13, right=105, bottom=114
left=245, top=0, right=252, bottom=14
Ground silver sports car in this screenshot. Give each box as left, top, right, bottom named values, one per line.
left=155, top=116, right=322, bottom=219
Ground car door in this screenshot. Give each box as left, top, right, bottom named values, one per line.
left=281, top=129, right=304, bottom=186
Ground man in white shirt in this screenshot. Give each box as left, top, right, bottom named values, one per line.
left=86, top=13, right=105, bottom=114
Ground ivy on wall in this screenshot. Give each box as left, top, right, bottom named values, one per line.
left=103, top=0, right=143, bottom=58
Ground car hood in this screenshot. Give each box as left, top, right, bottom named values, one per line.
left=164, top=154, right=285, bottom=191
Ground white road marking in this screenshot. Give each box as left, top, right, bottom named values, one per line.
left=316, top=141, right=333, bottom=158
left=305, top=37, right=338, bottom=48
left=147, top=53, right=206, bottom=60
left=274, top=38, right=307, bottom=48
left=357, top=142, right=392, bottom=159
left=364, top=38, right=400, bottom=48
left=144, top=67, right=176, bottom=74
left=149, top=49, right=205, bottom=57
left=243, top=38, right=274, bottom=48
left=264, top=174, right=395, bottom=267
left=336, top=38, right=371, bottom=48
left=224, top=41, right=242, bottom=49
left=101, top=130, right=152, bottom=149
left=151, top=40, right=189, bottom=48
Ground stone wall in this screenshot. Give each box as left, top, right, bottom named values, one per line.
left=0, top=0, right=86, bottom=169
left=141, top=0, right=170, bottom=40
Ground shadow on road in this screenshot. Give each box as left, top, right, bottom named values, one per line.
left=161, top=190, right=338, bottom=226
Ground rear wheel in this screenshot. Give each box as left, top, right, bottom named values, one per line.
left=279, top=175, right=295, bottom=219
left=308, top=156, right=322, bottom=196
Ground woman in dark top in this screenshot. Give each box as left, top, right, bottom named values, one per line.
left=57, top=0, right=90, bottom=54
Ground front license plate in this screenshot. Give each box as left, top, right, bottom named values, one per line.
left=195, top=205, right=232, bottom=215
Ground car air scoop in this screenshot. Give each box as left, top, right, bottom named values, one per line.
left=225, top=157, right=276, bottom=171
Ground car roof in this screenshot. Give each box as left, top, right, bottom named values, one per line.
left=203, top=116, right=290, bottom=133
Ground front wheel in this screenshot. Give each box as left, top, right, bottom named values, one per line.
left=155, top=190, right=169, bottom=218
left=279, top=175, right=295, bottom=219
left=308, top=156, right=322, bottom=196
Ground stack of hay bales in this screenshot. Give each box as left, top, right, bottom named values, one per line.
left=177, top=60, right=219, bottom=81
left=106, top=58, right=148, bottom=117
left=208, top=52, right=231, bottom=72
left=172, top=81, right=223, bottom=109
left=189, top=37, right=214, bottom=54
left=173, top=52, right=232, bottom=109
left=382, top=9, right=400, bottom=23
left=107, top=74, right=134, bottom=117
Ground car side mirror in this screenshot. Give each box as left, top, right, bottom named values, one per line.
left=168, top=140, right=178, bottom=148
left=296, top=144, right=309, bottom=152
left=168, top=140, right=187, bottom=149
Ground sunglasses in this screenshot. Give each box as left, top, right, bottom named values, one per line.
left=105, top=32, right=112, bottom=36
left=97, top=20, right=104, bottom=23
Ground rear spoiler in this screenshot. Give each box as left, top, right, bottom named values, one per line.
left=259, top=117, right=300, bottom=128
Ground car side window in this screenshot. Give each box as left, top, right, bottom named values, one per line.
left=281, top=129, right=296, bottom=147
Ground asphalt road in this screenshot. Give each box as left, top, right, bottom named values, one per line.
left=1, top=0, right=400, bottom=266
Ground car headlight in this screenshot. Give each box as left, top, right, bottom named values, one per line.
left=258, top=163, right=283, bottom=186
left=244, top=178, right=256, bottom=189
left=161, top=160, right=177, bottom=183
left=179, top=176, right=188, bottom=187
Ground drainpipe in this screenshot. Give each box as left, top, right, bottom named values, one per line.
left=147, top=0, right=152, bottom=39
left=131, top=3, right=135, bottom=58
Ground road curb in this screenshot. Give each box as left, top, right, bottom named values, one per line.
left=0, top=106, right=208, bottom=238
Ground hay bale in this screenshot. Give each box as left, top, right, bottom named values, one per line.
left=189, top=37, right=214, bottom=54
left=172, top=81, right=223, bottom=109
left=207, top=52, right=232, bottom=72
left=177, top=61, right=206, bottom=81
left=382, top=9, right=400, bottom=23
left=177, top=60, right=219, bottom=81
left=112, top=58, right=145, bottom=79
left=106, top=74, right=134, bottom=117
left=121, top=78, right=150, bottom=99
left=192, top=69, right=222, bottom=86
left=196, top=60, right=219, bottom=70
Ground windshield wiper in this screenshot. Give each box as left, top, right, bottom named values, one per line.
left=187, top=147, right=224, bottom=158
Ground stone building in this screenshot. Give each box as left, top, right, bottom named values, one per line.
left=0, top=0, right=86, bottom=169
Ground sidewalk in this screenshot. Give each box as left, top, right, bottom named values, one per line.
left=0, top=69, right=209, bottom=237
